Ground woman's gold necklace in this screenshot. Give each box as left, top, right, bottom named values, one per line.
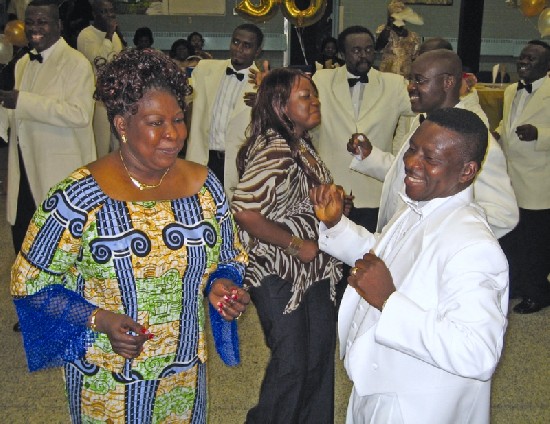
left=119, top=150, right=170, bottom=191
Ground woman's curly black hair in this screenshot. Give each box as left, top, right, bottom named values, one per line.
left=94, top=48, right=192, bottom=138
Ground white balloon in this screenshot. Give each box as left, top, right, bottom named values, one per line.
left=0, top=35, right=14, bottom=65
left=538, top=8, right=550, bottom=38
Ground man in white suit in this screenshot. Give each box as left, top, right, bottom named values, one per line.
left=494, top=40, right=550, bottom=314
left=0, top=0, right=95, bottom=331
left=77, top=0, right=124, bottom=158
left=185, top=23, right=263, bottom=198
left=0, top=0, right=95, bottom=253
left=311, top=108, right=509, bottom=424
left=312, top=25, right=412, bottom=232
left=348, top=49, right=518, bottom=238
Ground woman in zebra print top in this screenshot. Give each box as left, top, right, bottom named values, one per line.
left=232, top=68, right=343, bottom=424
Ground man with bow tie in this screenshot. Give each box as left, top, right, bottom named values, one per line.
left=0, top=0, right=95, bottom=264
left=186, top=23, right=263, bottom=198
left=349, top=49, right=518, bottom=241
left=312, top=26, right=412, bottom=234
left=493, top=40, right=550, bottom=314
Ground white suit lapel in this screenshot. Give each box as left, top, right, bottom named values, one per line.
left=519, top=77, right=550, bottom=122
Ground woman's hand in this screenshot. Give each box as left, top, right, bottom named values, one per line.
left=93, top=309, right=152, bottom=359
left=208, top=278, right=251, bottom=321
left=310, top=184, right=345, bottom=228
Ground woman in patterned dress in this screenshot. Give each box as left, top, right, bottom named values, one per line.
left=11, top=48, right=249, bottom=423
left=232, top=68, right=344, bottom=424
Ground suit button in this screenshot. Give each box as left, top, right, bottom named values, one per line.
left=372, top=363, right=378, bottom=370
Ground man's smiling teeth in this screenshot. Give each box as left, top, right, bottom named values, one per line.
left=407, top=175, right=423, bottom=183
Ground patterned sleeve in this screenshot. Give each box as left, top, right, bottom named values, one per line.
left=203, top=172, right=249, bottom=366
left=11, top=172, right=98, bottom=371
left=231, top=136, right=294, bottom=216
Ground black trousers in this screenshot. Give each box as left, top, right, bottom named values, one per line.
left=246, top=276, right=336, bottom=424
left=499, top=207, right=550, bottom=302
left=11, top=150, right=36, bottom=254
left=208, top=150, right=225, bottom=185
left=336, top=206, right=379, bottom=309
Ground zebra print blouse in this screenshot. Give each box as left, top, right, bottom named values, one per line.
left=232, top=130, right=342, bottom=313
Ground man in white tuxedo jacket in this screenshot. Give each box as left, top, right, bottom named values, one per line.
left=348, top=49, right=518, bottom=238
left=78, top=0, right=124, bottom=158
left=494, top=40, right=550, bottom=314
left=0, top=0, right=95, bottom=255
left=312, top=25, right=412, bottom=232
left=186, top=23, right=263, bottom=199
left=311, top=108, right=509, bottom=424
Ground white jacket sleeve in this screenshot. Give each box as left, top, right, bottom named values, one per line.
left=318, top=216, right=377, bottom=266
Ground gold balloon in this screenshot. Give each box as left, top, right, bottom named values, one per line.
left=538, top=8, right=550, bottom=37
left=519, top=0, right=546, bottom=17
left=4, top=20, right=27, bottom=48
left=281, top=0, right=327, bottom=28
left=235, top=0, right=280, bottom=24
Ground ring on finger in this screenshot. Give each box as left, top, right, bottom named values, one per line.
left=350, top=266, right=359, bottom=276
left=235, top=311, right=243, bottom=320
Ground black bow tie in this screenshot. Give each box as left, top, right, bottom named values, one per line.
left=348, top=75, right=369, bottom=87
left=226, top=67, right=244, bottom=81
left=419, top=113, right=426, bottom=123
left=517, top=81, right=532, bottom=93
left=28, top=51, right=43, bottom=63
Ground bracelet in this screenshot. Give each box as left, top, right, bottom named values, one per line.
left=89, top=308, right=100, bottom=331
left=284, top=235, right=303, bottom=256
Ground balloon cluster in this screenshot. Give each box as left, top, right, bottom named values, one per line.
left=517, top=0, right=550, bottom=38
left=235, top=0, right=327, bottom=28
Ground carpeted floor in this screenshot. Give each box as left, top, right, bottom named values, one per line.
left=0, top=146, right=548, bottom=423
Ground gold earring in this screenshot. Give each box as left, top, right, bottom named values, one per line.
left=121, top=134, right=127, bottom=144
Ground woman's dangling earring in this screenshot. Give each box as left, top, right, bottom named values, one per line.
left=121, top=134, right=127, bottom=144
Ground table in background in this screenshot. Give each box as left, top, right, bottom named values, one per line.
left=475, top=83, right=508, bottom=131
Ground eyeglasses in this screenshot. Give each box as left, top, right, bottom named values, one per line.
left=349, top=46, right=375, bottom=56
left=408, top=73, right=452, bottom=86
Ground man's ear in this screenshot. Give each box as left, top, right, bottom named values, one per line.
left=459, top=161, right=479, bottom=184
left=443, top=74, right=456, bottom=92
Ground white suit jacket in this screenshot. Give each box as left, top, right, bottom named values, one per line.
left=1, top=38, right=96, bottom=225
left=311, top=66, right=411, bottom=208
left=319, top=186, right=509, bottom=424
left=185, top=59, right=257, bottom=198
left=495, top=77, right=550, bottom=209
left=77, top=25, right=123, bottom=72
left=351, top=98, right=519, bottom=238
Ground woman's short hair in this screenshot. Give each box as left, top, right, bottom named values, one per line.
left=133, top=27, right=153, bottom=46
left=94, top=48, right=191, bottom=137
left=169, top=39, right=194, bottom=59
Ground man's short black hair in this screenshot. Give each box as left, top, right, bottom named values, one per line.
left=234, top=23, right=264, bottom=48
left=337, top=26, right=375, bottom=53
left=426, top=108, right=488, bottom=166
